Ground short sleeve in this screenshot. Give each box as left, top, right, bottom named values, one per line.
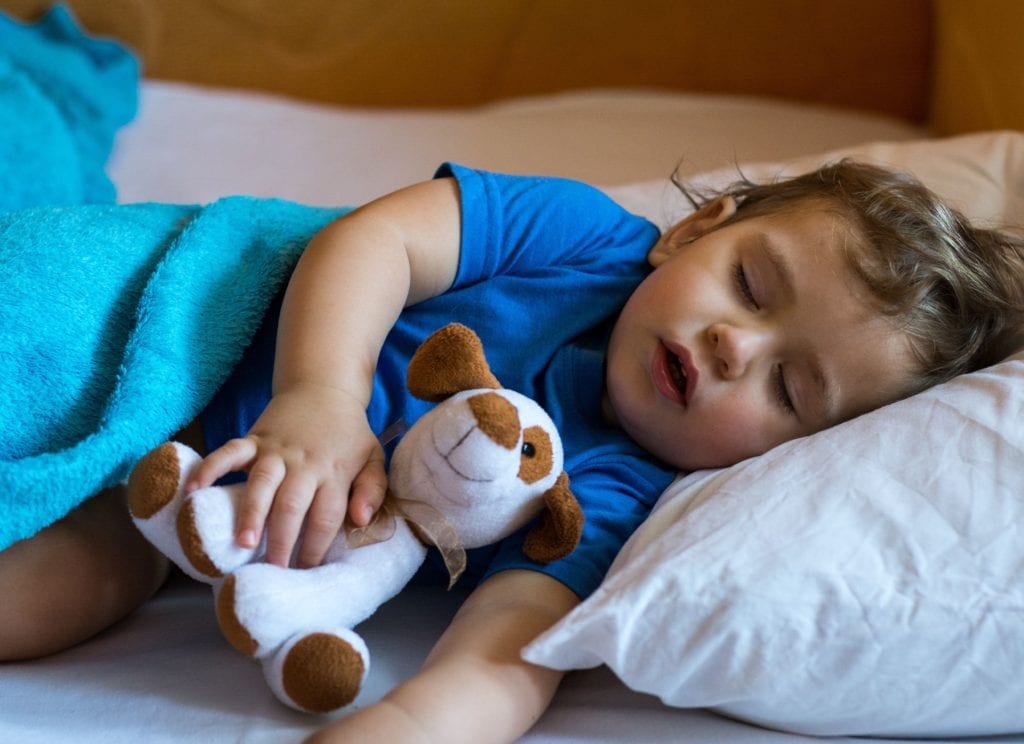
left=434, top=162, right=660, bottom=291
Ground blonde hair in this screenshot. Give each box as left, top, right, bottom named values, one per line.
left=674, top=160, right=1024, bottom=390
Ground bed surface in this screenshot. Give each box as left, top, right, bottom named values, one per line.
left=0, top=576, right=867, bottom=744
left=6, top=77, right=1021, bottom=743
left=14, top=576, right=1019, bottom=744
left=7, top=577, right=1023, bottom=744
left=110, top=81, right=925, bottom=208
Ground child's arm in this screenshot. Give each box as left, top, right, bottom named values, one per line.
left=306, top=570, right=579, bottom=744
left=188, top=178, right=462, bottom=568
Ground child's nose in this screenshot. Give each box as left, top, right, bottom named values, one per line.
left=707, top=322, right=767, bottom=379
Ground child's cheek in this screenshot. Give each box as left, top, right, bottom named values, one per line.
left=694, top=402, right=777, bottom=467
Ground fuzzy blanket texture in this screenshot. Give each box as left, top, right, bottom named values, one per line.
left=0, top=6, right=345, bottom=550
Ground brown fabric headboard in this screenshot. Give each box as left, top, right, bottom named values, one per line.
left=931, top=0, right=1024, bottom=134
left=2, top=0, right=1020, bottom=135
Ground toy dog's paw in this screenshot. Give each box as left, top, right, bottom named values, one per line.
left=266, top=629, right=370, bottom=714
left=128, top=442, right=211, bottom=580
left=127, top=441, right=198, bottom=520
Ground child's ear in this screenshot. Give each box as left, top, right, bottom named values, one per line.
left=648, top=195, right=737, bottom=267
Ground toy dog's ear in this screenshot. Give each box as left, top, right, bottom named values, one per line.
left=407, top=323, right=501, bottom=402
left=523, top=473, right=584, bottom=564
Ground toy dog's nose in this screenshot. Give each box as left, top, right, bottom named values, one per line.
left=468, top=392, right=520, bottom=449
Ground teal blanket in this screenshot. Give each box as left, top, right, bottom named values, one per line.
left=0, top=4, right=135, bottom=211
left=0, top=7, right=346, bottom=550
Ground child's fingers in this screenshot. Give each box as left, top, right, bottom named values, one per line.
left=348, top=452, right=388, bottom=527
left=296, top=482, right=348, bottom=568
left=234, top=454, right=286, bottom=550
left=187, top=437, right=257, bottom=490
left=263, top=471, right=316, bottom=567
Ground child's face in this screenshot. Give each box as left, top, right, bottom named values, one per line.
left=605, top=198, right=917, bottom=470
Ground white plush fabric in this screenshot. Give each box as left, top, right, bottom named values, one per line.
left=525, top=132, right=1024, bottom=738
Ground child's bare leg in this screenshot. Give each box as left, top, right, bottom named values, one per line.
left=0, top=485, right=169, bottom=661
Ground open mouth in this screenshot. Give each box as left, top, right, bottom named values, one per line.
left=653, top=341, right=695, bottom=407
left=666, top=351, right=688, bottom=397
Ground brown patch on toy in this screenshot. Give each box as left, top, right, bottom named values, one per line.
left=406, top=323, right=500, bottom=402
left=282, top=633, right=365, bottom=713
left=216, top=575, right=259, bottom=656
left=469, top=392, right=519, bottom=449
left=126, top=442, right=181, bottom=519
left=176, top=501, right=221, bottom=578
left=523, top=473, right=583, bottom=563
left=517, top=425, right=554, bottom=484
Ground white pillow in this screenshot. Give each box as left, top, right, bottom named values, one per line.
left=525, top=132, right=1024, bottom=738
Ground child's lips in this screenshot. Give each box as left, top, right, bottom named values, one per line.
left=652, top=341, right=697, bottom=406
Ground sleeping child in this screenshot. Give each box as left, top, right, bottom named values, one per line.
left=5, top=159, right=1023, bottom=742
left=2, top=8, right=1023, bottom=744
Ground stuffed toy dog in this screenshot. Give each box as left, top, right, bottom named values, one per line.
left=127, top=323, right=583, bottom=714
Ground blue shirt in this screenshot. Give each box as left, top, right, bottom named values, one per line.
left=204, top=163, right=676, bottom=598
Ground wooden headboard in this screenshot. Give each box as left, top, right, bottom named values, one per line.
left=2, top=0, right=1021, bottom=135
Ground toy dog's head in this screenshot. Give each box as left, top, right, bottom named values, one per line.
left=387, top=323, right=583, bottom=563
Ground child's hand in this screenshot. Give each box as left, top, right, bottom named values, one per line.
left=186, top=384, right=387, bottom=568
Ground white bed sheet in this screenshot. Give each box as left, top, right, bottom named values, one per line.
left=109, top=82, right=925, bottom=206
left=3, top=575, right=869, bottom=744
left=3, top=81, right=976, bottom=744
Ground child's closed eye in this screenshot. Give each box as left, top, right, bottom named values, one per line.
left=773, top=364, right=796, bottom=414
left=733, top=262, right=758, bottom=309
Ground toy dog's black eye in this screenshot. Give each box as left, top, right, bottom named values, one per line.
left=518, top=426, right=553, bottom=484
